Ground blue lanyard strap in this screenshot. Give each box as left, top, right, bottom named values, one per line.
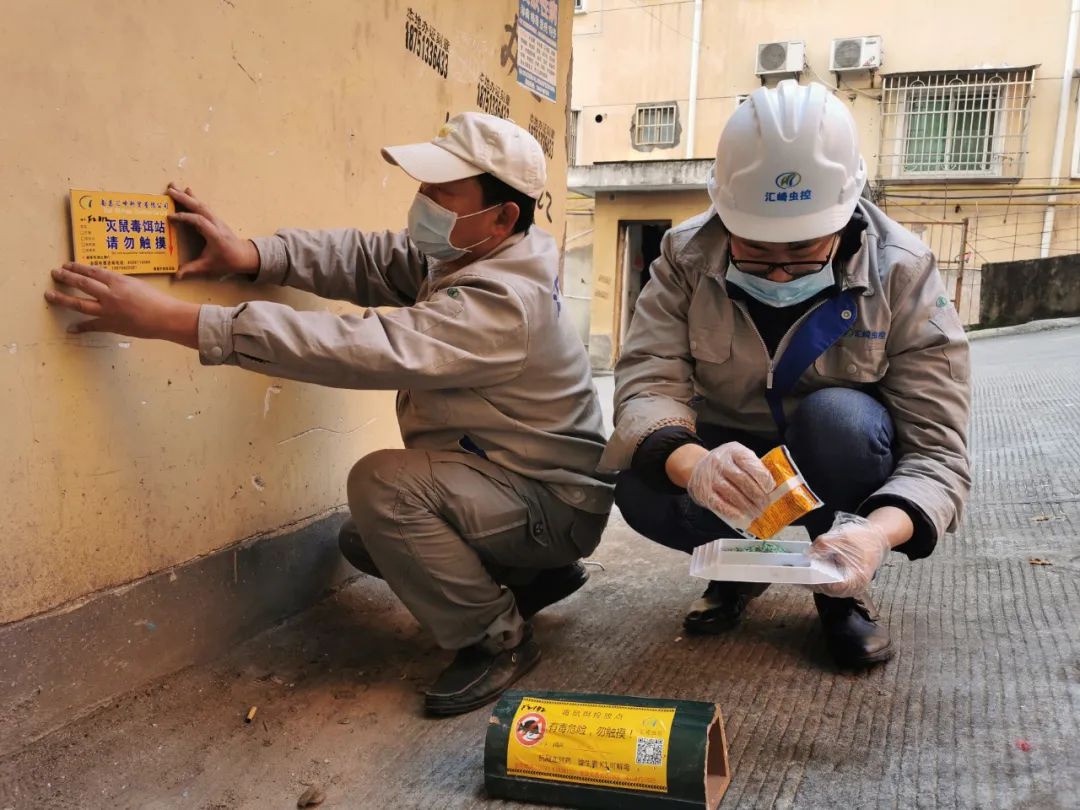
left=765, top=291, right=858, bottom=434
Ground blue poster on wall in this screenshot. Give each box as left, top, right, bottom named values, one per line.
left=517, top=0, right=558, bottom=102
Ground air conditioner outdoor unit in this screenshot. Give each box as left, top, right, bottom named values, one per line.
left=755, top=41, right=805, bottom=77
left=830, top=36, right=883, bottom=72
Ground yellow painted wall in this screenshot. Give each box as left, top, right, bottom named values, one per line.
left=1, top=0, right=573, bottom=624
left=589, top=190, right=709, bottom=367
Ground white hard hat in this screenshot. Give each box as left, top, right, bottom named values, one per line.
left=708, top=80, right=867, bottom=243
left=382, top=112, right=547, bottom=199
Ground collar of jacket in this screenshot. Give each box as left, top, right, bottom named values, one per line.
left=695, top=202, right=876, bottom=297
left=425, top=230, right=532, bottom=289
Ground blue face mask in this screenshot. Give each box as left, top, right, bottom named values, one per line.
left=407, top=193, right=500, bottom=262
left=725, top=261, right=836, bottom=308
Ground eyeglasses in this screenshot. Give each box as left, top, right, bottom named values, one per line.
left=730, top=236, right=839, bottom=277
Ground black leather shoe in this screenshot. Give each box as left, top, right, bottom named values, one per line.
left=813, top=591, right=894, bottom=667
left=510, top=562, right=589, bottom=620
left=424, top=629, right=542, bottom=716
left=683, top=580, right=770, bottom=635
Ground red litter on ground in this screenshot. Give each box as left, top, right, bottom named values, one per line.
left=1014, top=739, right=1033, bottom=752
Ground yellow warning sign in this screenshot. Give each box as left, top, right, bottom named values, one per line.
left=506, top=697, right=676, bottom=793
left=70, top=189, right=178, bottom=275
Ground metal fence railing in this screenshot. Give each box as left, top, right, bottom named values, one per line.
left=894, top=218, right=981, bottom=324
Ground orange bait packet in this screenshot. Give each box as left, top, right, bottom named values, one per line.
left=743, top=446, right=823, bottom=539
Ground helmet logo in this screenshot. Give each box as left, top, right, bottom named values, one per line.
left=775, top=172, right=802, bottom=189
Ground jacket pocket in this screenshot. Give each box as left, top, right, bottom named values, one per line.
left=400, top=388, right=451, bottom=425
left=688, top=324, right=734, bottom=407
left=813, top=340, right=887, bottom=384
left=688, top=325, right=733, bottom=365
left=929, top=310, right=971, bottom=383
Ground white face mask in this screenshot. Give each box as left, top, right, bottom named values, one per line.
left=407, top=193, right=501, bottom=262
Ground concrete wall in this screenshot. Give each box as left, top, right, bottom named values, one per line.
left=1, top=0, right=573, bottom=625
left=979, top=254, right=1080, bottom=327
left=589, top=190, right=709, bottom=368
left=573, top=0, right=1073, bottom=178
left=564, top=193, right=596, bottom=348
left=572, top=0, right=697, bottom=162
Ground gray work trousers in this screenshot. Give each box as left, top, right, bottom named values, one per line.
left=342, top=449, right=608, bottom=652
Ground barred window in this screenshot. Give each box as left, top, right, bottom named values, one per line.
left=633, top=103, right=678, bottom=148
left=879, top=68, right=1034, bottom=180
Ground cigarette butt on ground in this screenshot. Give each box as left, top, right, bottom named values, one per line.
left=245, top=706, right=257, bottom=723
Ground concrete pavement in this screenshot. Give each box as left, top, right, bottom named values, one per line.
left=2, top=329, right=1078, bottom=810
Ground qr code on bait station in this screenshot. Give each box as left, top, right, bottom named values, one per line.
left=635, top=736, right=664, bottom=766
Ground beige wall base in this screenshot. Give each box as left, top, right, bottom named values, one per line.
left=0, top=511, right=354, bottom=758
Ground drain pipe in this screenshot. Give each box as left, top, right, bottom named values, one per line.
left=1042, top=0, right=1080, bottom=258
left=685, top=0, right=703, bottom=159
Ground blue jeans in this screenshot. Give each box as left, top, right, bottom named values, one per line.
left=615, top=388, right=896, bottom=553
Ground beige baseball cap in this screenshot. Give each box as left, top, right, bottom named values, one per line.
left=381, top=111, right=547, bottom=199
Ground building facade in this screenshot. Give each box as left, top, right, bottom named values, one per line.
left=569, top=0, right=1080, bottom=368
left=1, top=0, right=575, bottom=748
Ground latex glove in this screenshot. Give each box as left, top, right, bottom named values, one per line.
left=686, top=442, right=775, bottom=523
left=808, top=512, right=891, bottom=598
